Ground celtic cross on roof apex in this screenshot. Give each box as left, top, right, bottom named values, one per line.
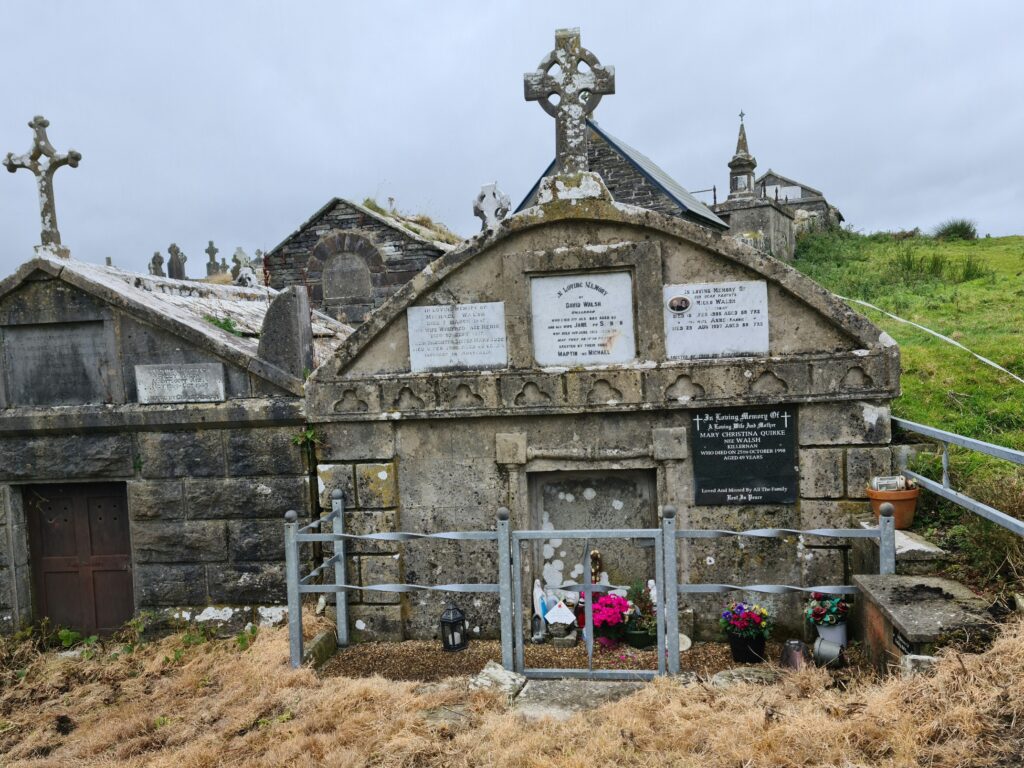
left=524, top=28, right=615, bottom=175
left=4, top=115, right=81, bottom=258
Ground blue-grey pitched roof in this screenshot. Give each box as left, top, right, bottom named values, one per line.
left=516, top=120, right=727, bottom=230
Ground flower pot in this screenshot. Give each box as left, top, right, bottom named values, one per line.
left=727, top=634, right=766, bottom=663
left=866, top=487, right=919, bottom=530
left=625, top=629, right=655, bottom=649
left=816, top=622, right=847, bottom=647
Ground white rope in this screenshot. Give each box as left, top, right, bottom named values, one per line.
left=838, top=295, right=1024, bottom=386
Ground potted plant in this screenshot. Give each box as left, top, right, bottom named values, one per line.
left=866, top=476, right=919, bottom=529
left=805, top=592, right=849, bottom=646
left=592, top=593, right=630, bottom=649
left=624, top=581, right=657, bottom=648
left=720, top=601, right=772, bottom=663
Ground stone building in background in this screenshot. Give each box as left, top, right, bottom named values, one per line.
left=756, top=170, right=845, bottom=232
left=263, top=198, right=459, bottom=326
left=0, top=256, right=350, bottom=634
left=713, top=118, right=796, bottom=260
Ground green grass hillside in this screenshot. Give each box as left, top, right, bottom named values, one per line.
left=794, top=230, right=1024, bottom=596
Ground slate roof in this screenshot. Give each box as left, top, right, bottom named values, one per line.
left=756, top=169, right=825, bottom=199
left=0, top=255, right=352, bottom=393
left=517, top=120, right=727, bottom=230
left=266, top=197, right=460, bottom=260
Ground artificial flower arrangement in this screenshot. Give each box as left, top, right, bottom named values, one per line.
left=720, top=601, right=772, bottom=663
left=719, top=601, right=772, bottom=639
left=804, top=592, right=849, bottom=626
left=591, top=593, right=631, bottom=647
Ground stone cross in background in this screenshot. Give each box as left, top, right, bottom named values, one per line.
left=167, top=243, right=188, bottom=280
left=3, top=116, right=81, bottom=258
left=524, top=28, right=615, bottom=175
left=473, top=183, right=510, bottom=231
left=205, top=240, right=225, bottom=276
left=149, top=251, right=166, bottom=277
left=231, top=247, right=251, bottom=281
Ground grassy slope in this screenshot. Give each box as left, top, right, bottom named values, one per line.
left=795, top=232, right=1024, bottom=447
left=794, top=231, right=1024, bottom=593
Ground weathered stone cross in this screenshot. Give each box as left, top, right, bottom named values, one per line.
left=524, top=28, right=615, bottom=175
left=4, top=116, right=81, bottom=258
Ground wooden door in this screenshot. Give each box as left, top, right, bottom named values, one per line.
left=26, top=483, right=134, bottom=634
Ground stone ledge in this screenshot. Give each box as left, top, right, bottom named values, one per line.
left=851, top=520, right=947, bottom=576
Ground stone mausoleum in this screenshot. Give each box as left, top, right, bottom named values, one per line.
left=1, top=29, right=891, bottom=643
left=0, top=254, right=350, bottom=634
left=307, top=29, right=900, bottom=641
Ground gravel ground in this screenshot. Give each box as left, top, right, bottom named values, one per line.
left=320, top=639, right=869, bottom=682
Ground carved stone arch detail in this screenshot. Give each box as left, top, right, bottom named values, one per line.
left=313, top=230, right=385, bottom=303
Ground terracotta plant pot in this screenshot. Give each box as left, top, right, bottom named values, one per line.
left=866, top=486, right=920, bottom=530
left=727, top=634, right=766, bottom=663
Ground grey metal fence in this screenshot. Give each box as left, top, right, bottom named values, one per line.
left=894, top=417, right=1024, bottom=538
left=284, top=491, right=899, bottom=673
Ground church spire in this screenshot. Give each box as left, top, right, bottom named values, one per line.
left=727, top=111, right=756, bottom=200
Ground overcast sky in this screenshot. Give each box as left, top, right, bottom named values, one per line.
left=1, top=2, right=1022, bottom=277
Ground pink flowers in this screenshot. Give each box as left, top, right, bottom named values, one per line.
left=592, top=594, right=630, bottom=628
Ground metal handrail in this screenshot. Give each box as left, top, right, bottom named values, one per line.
left=894, top=417, right=1024, bottom=465
left=894, top=417, right=1024, bottom=538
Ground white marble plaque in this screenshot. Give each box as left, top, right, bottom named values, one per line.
left=663, top=280, right=769, bottom=358
left=136, top=363, right=226, bottom=403
left=531, top=272, right=635, bottom=366
left=407, top=302, right=507, bottom=372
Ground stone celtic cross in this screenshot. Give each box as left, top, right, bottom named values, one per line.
left=524, top=28, right=615, bottom=175
left=4, top=116, right=81, bottom=258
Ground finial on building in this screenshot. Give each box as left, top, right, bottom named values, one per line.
left=4, top=116, right=81, bottom=258
left=524, top=28, right=615, bottom=175
left=728, top=112, right=757, bottom=200
left=473, top=182, right=510, bottom=231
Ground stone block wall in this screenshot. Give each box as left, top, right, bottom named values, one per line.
left=264, top=199, right=445, bottom=325
left=311, top=401, right=893, bottom=643
left=0, top=424, right=312, bottom=632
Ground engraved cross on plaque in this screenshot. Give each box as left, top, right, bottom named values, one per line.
left=4, top=116, right=81, bottom=257
left=524, top=28, right=615, bottom=175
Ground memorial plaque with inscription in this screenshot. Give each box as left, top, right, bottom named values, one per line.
left=663, top=280, right=768, bottom=359
left=530, top=271, right=635, bottom=366
left=691, top=406, right=797, bottom=505
left=407, top=302, right=507, bottom=372
left=136, top=363, right=226, bottom=404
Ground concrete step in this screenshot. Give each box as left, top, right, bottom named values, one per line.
left=851, top=519, right=948, bottom=576
left=513, top=679, right=646, bottom=720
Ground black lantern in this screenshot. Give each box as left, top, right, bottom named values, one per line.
left=440, top=602, right=468, bottom=652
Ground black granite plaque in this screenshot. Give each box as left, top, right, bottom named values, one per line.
left=691, top=406, right=798, bottom=505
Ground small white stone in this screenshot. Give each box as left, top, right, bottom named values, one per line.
left=355, top=619, right=367, bottom=630
left=611, top=499, right=624, bottom=510
left=583, top=488, right=597, bottom=500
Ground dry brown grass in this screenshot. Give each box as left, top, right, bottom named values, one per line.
left=2, top=615, right=1023, bottom=767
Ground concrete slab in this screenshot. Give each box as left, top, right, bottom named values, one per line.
left=853, top=574, right=994, bottom=672
left=513, top=679, right=646, bottom=720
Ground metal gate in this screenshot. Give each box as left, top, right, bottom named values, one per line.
left=285, top=491, right=896, bottom=672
